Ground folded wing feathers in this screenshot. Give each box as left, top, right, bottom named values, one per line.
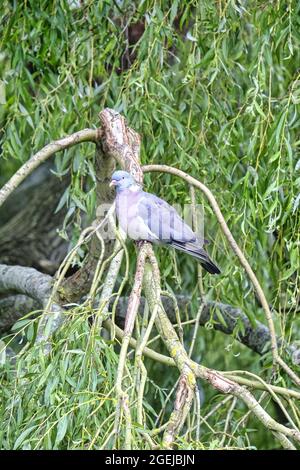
left=169, top=240, right=221, bottom=274
left=135, top=191, right=220, bottom=274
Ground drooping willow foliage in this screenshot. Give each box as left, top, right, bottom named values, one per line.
left=0, top=0, right=299, bottom=450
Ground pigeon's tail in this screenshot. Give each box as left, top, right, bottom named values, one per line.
left=170, top=240, right=221, bottom=274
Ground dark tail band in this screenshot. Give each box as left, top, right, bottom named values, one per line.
left=169, top=240, right=221, bottom=274
left=198, top=258, right=220, bottom=274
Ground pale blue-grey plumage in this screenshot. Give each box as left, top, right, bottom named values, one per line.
left=110, top=170, right=220, bottom=274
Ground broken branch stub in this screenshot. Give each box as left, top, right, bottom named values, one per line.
left=99, top=108, right=143, bottom=184
left=60, top=110, right=143, bottom=303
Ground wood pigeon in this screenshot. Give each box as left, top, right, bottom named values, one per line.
left=110, top=170, right=220, bottom=274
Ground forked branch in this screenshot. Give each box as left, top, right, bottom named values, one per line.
left=142, top=164, right=300, bottom=388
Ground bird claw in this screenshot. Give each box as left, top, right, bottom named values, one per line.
left=135, top=240, right=148, bottom=249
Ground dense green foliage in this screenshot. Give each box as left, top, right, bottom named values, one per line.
left=0, top=0, right=299, bottom=450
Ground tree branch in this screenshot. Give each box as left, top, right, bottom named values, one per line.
left=2, top=288, right=300, bottom=366
left=143, top=258, right=300, bottom=448
left=114, top=244, right=148, bottom=450
left=142, top=164, right=300, bottom=387
left=110, top=296, right=300, bottom=364
left=2, top=110, right=299, bottom=449
left=0, top=264, right=52, bottom=301
left=0, top=128, right=100, bottom=207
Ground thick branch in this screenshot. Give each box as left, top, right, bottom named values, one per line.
left=100, top=108, right=142, bottom=183
left=2, top=285, right=299, bottom=364
left=111, top=296, right=300, bottom=363
left=0, top=264, right=64, bottom=348
left=1, top=266, right=299, bottom=404
left=60, top=109, right=142, bottom=303
left=0, top=264, right=52, bottom=301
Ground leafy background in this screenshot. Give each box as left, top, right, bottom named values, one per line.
left=0, top=0, right=299, bottom=450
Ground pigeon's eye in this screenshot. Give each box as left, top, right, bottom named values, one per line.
left=122, top=177, right=124, bottom=179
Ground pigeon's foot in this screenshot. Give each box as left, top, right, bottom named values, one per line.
left=135, top=240, right=148, bottom=249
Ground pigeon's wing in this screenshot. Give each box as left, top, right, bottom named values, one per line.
left=136, top=192, right=198, bottom=244
left=135, top=191, right=220, bottom=274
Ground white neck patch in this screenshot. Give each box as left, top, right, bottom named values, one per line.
left=129, top=184, right=141, bottom=192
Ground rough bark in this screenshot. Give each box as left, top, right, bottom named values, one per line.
left=59, top=108, right=142, bottom=302
left=59, top=140, right=115, bottom=302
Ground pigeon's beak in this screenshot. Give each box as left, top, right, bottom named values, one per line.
left=109, top=180, right=117, bottom=187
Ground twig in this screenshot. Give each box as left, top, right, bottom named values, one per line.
left=114, top=244, right=148, bottom=449
left=105, top=216, right=129, bottom=339
left=221, top=370, right=299, bottom=429
left=221, top=373, right=300, bottom=400
left=103, top=318, right=174, bottom=367
left=188, top=303, right=205, bottom=358
left=100, top=108, right=142, bottom=183
left=220, top=397, right=237, bottom=447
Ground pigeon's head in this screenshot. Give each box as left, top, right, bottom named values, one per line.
left=110, top=171, right=137, bottom=192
